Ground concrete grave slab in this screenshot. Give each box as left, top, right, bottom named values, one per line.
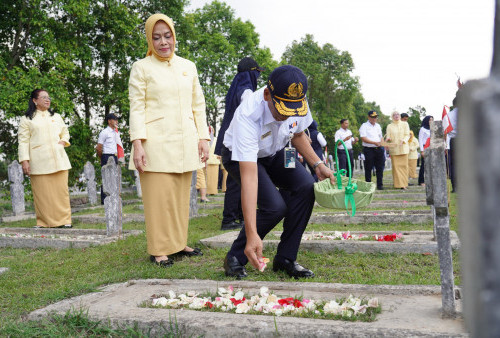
left=374, top=193, right=426, bottom=200
left=309, top=210, right=432, bottom=224
left=27, top=279, right=466, bottom=337
left=201, top=230, right=459, bottom=254
left=0, top=227, right=142, bottom=249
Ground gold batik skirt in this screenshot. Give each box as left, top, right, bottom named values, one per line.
left=31, top=170, right=71, bottom=227
left=391, top=154, right=409, bottom=188
left=206, top=164, right=219, bottom=195
left=140, top=171, right=192, bottom=256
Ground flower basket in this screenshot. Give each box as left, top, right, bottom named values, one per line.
left=314, top=140, right=376, bottom=216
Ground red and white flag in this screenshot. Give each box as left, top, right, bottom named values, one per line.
left=442, top=105, right=454, bottom=135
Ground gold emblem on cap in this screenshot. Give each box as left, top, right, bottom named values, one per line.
left=285, top=83, right=304, bottom=99
left=273, top=98, right=308, bottom=117
left=268, top=80, right=274, bottom=91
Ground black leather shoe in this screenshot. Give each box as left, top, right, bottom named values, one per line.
left=273, top=255, right=315, bottom=279
left=224, top=254, right=247, bottom=279
left=149, top=255, right=174, bottom=268
left=171, top=247, right=203, bottom=258
left=221, top=221, right=244, bottom=231
left=377, top=186, right=384, bottom=190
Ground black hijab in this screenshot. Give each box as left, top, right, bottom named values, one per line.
left=421, top=116, right=432, bottom=130
left=214, top=70, right=260, bottom=155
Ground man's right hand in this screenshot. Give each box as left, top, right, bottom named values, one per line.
left=244, top=233, right=263, bottom=270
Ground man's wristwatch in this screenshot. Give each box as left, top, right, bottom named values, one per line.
left=312, top=160, right=324, bottom=170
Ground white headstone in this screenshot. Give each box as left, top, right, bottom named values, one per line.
left=102, top=157, right=122, bottom=236
left=83, top=162, right=97, bottom=205
left=8, top=161, right=25, bottom=215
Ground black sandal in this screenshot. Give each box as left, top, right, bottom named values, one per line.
left=173, top=247, right=203, bottom=258
left=149, top=255, right=174, bottom=267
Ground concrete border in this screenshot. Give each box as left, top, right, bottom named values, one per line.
left=0, top=227, right=143, bottom=249
left=27, top=279, right=467, bottom=337
left=200, top=230, right=459, bottom=254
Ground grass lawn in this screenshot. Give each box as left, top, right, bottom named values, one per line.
left=0, top=183, right=459, bottom=334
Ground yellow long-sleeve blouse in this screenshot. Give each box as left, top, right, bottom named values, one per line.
left=408, top=137, right=419, bottom=160
left=206, top=137, right=220, bottom=165
left=386, top=121, right=410, bottom=156
left=128, top=54, right=210, bottom=173
left=18, top=110, right=71, bottom=175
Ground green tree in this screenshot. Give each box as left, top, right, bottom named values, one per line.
left=281, top=34, right=361, bottom=154
left=0, top=0, right=187, bottom=186
left=406, top=105, right=426, bottom=137
left=180, top=0, right=277, bottom=132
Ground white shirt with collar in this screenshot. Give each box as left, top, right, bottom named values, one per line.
left=223, top=87, right=313, bottom=162
left=334, top=128, right=354, bottom=150
left=359, top=121, right=383, bottom=147
left=447, top=107, right=458, bottom=139
left=98, top=126, right=120, bottom=155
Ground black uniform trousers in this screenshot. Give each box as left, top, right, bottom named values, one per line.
left=222, top=174, right=243, bottom=224
left=449, top=137, right=456, bottom=191
left=363, top=146, right=384, bottom=189
left=337, top=148, right=354, bottom=178
left=221, top=146, right=315, bottom=266
left=418, top=156, right=425, bottom=185
left=100, top=154, right=118, bottom=205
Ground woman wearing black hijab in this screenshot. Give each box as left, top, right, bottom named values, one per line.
left=418, top=116, right=433, bottom=186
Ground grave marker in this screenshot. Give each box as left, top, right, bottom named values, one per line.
left=8, top=161, right=25, bottom=215
left=134, top=170, right=142, bottom=198
left=424, top=120, right=455, bottom=318
left=83, top=162, right=97, bottom=205
left=189, top=170, right=198, bottom=218
left=102, top=157, right=122, bottom=236
left=459, top=4, right=500, bottom=333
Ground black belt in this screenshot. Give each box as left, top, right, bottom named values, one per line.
left=363, top=146, right=381, bottom=150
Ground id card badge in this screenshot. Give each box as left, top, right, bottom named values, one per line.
left=284, top=147, right=296, bottom=168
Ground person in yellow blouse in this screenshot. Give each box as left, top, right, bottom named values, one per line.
left=385, top=111, right=410, bottom=189
left=18, top=89, right=72, bottom=228
left=407, top=130, right=419, bottom=182
left=129, top=13, right=210, bottom=267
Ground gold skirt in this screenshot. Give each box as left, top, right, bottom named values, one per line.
left=30, top=170, right=71, bottom=227
left=391, top=154, right=409, bottom=188
left=195, top=168, right=206, bottom=189
left=408, top=158, right=418, bottom=178
left=206, top=164, right=219, bottom=195
left=140, top=171, right=192, bottom=256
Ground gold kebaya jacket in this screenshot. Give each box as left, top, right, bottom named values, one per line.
left=206, top=137, right=220, bottom=165
left=128, top=54, right=209, bottom=173
left=18, top=110, right=71, bottom=175
left=408, top=137, right=419, bottom=160
left=386, top=121, right=410, bottom=156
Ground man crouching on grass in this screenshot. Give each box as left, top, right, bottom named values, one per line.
left=220, top=65, right=335, bottom=279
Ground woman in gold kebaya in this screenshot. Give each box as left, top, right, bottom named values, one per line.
left=385, top=111, right=410, bottom=189
left=18, top=89, right=72, bottom=228
left=128, top=14, right=210, bottom=267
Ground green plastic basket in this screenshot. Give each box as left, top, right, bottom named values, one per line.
left=314, top=140, right=376, bottom=216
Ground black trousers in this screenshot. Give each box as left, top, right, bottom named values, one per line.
left=418, top=156, right=425, bottom=185
left=337, top=148, right=354, bottom=178
left=363, top=147, right=384, bottom=188
left=100, top=154, right=118, bottom=204
left=449, top=137, right=456, bottom=191
left=222, top=174, right=243, bottom=224
left=221, top=146, right=315, bottom=265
